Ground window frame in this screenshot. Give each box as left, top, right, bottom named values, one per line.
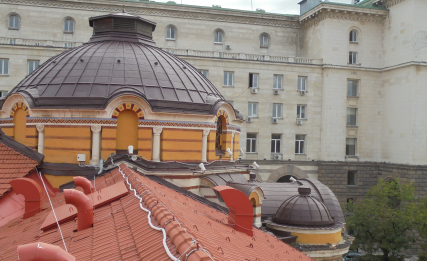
left=0, top=91, right=8, bottom=97
left=0, top=59, right=9, bottom=75
left=223, top=71, right=234, bottom=86
left=273, top=75, right=283, bottom=89
left=271, top=134, right=281, bottom=153
left=260, top=34, right=269, bottom=48
left=349, top=52, right=358, bottom=64
left=166, top=26, right=176, bottom=40
left=249, top=73, right=259, bottom=88
left=298, top=76, right=307, bottom=91
left=347, top=170, right=357, bottom=186
left=198, top=70, right=208, bottom=78
left=347, top=79, right=359, bottom=97
left=297, top=105, right=306, bottom=119
left=28, top=60, right=40, bottom=75
left=246, top=133, right=257, bottom=153
left=64, top=19, right=74, bottom=33
left=272, top=103, right=282, bottom=118
left=248, top=102, right=258, bottom=117
left=349, top=30, right=358, bottom=43
left=8, top=15, right=19, bottom=30
left=214, top=29, right=224, bottom=44
left=295, top=135, right=305, bottom=154
left=64, top=42, right=73, bottom=48
left=347, top=107, right=358, bottom=126
left=346, top=138, right=357, bottom=156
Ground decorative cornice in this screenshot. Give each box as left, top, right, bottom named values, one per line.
left=299, top=4, right=388, bottom=28
left=383, top=0, right=407, bottom=8
left=0, top=0, right=301, bottom=28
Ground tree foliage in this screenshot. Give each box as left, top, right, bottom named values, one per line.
left=346, top=178, right=427, bottom=261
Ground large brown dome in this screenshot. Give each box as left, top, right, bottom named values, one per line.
left=272, top=187, right=335, bottom=226
left=4, top=12, right=228, bottom=116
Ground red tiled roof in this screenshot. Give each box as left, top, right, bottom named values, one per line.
left=0, top=142, right=39, bottom=197
left=0, top=165, right=312, bottom=261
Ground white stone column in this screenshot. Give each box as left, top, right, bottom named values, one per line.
left=201, top=129, right=210, bottom=163
left=152, top=127, right=163, bottom=162
left=229, top=131, right=235, bottom=162
left=90, top=125, right=102, bottom=165
left=36, top=124, right=44, bottom=154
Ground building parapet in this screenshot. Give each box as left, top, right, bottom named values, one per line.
left=163, top=48, right=323, bottom=65
left=0, top=38, right=82, bottom=48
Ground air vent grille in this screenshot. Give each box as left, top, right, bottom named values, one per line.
left=113, top=18, right=135, bottom=31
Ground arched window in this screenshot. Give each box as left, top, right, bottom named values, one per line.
left=215, top=116, right=226, bottom=151
left=349, top=30, right=358, bottom=43
left=214, top=29, right=224, bottom=44
left=260, top=34, right=269, bottom=47
left=64, top=19, right=74, bottom=32
left=9, top=15, right=19, bottom=29
left=116, top=110, right=139, bottom=154
left=166, top=26, right=176, bottom=40
left=13, top=108, right=26, bottom=143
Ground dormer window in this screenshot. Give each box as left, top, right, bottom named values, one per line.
left=166, top=26, right=176, bottom=40
left=64, top=19, right=74, bottom=33
left=349, top=30, right=358, bottom=43
left=9, top=15, right=19, bottom=29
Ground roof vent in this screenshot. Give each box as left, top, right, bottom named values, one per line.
left=73, top=176, right=94, bottom=195
left=17, top=242, right=75, bottom=261
left=9, top=178, right=44, bottom=219
left=213, top=185, right=253, bottom=236
left=64, top=189, right=93, bottom=231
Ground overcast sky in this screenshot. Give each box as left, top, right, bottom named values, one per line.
left=154, top=0, right=352, bottom=15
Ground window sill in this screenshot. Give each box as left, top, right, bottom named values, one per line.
left=246, top=152, right=258, bottom=154
left=345, top=155, right=358, bottom=158
left=248, top=116, right=259, bottom=119
left=215, top=150, right=226, bottom=156
left=347, top=63, right=361, bottom=66
left=273, top=117, right=284, bottom=120
left=166, top=38, right=176, bottom=41
left=260, top=46, right=268, bottom=49
left=63, top=31, right=74, bottom=34
left=346, top=125, right=358, bottom=127
left=214, top=42, right=223, bottom=45
left=297, top=118, right=307, bottom=120
left=347, top=96, right=359, bottom=98
left=222, top=85, right=234, bottom=88
left=349, top=41, right=359, bottom=44
left=273, top=88, right=283, bottom=91
left=295, top=153, right=306, bottom=155
left=8, top=27, right=19, bottom=30
left=0, top=74, right=10, bottom=77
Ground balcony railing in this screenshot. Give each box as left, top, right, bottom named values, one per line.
left=0, top=38, right=83, bottom=48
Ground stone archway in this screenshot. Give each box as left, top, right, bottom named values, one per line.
left=266, top=164, right=309, bottom=183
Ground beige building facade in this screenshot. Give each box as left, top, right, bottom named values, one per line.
left=0, top=0, right=426, bottom=206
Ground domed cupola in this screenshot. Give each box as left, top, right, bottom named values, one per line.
left=5, top=10, right=229, bottom=117
left=272, top=187, right=335, bottom=226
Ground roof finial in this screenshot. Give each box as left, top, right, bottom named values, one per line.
left=122, top=4, right=125, bottom=13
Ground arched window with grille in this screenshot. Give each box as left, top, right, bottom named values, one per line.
left=349, top=30, right=358, bottom=43
left=166, top=26, right=176, bottom=40
left=64, top=19, right=74, bottom=32
left=260, top=34, right=269, bottom=47
left=214, top=29, right=224, bottom=44
left=8, top=15, right=19, bottom=29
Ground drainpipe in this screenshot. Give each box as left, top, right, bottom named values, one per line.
left=64, top=189, right=93, bottom=231
left=73, top=177, right=94, bottom=195
left=9, top=178, right=44, bottom=219
left=17, top=242, right=75, bottom=261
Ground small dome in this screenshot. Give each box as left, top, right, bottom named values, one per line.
left=272, top=187, right=334, bottom=226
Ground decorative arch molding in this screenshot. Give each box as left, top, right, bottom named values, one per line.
left=6, top=12, right=21, bottom=29
left=213, top=28, right=225, bottom=43
left=165, top=24, right=177, bottom=39
left=266, top=164, right=310, bottom=183
left=112, top=103, right=144, bottom=119
left=259, top=32, right=271, bottom=47
left=10, top=102, right=30, bottom=118
left=214, top=109, right=229, bottom=124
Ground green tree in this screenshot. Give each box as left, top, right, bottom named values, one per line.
left=346, top=178, right=426, bottom=261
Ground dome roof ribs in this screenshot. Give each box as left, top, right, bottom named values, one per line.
left=87, top=41, right=115, bottom=97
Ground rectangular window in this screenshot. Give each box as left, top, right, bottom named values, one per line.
left=273, top=75, right=282, bottom=89
left=346, top=138, right=357, bottom=156
left=295, top=135, right=305, bottom=154
left=347, top=171, right=357, bottom=185
left=64, top=20, right=74, bottom=32
left=28, top=60, right=40, bottom=75
left=9, top=16, right=19, bottom=29
left=199, top=70, right=208, bottom=78
left=0, top=91, right=8, bottom=97
left=0, top=59, right=9, bottom=75
left=349, top=31, right=358, bottom=43
left=297, top=105, right=306, bottom=119
left=223, top=72, right=233, bottom=86
left=273, top=104, right=282, bottom=118
left=64, top=43, right=73, bottom=48
left=347, top=80, right=358, bottom=97
left=248, top=102, right=258, bottom=117
left=298, top=76, right=307, bottom=91
left=347, top=108, right=358, bottom=126
left=271, top=134, right=281, bottom=153
left=249, top=73, right=259, bottom=88
left=246, top=133, right=257, bottom=153
left=349, top=52, right=358, bottom=64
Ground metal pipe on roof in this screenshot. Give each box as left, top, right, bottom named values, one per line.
left=17, top=242, right=75, bottom=261
left=9, top=178, right=45, bottom=219
left=73, top=176, right=94, bottom=195
left=64, top=189, right=93, bottom=231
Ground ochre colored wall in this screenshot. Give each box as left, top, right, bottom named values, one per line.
left=161, top=129, right=202, bottom=162
left=13, top=108, right=26, bottom=144
left=116, top=110, right=138, bottom=151
left=138, top=127, right=152, bottom=160
left=101, top=126, right=116, bottom=160
left=233, top=133, right=240, bottom=157
left=207, top=131, right=220, bottom=161
left=292, top=231, right=342, bottom=244
left=1, top=126, right=14, bottom=139
left=25, top=126, right=38, bottom=150
left=249, top=191, right=259, bottom=205
left=44, top=126, right=91, bottom=164
left=43, top=174, right=75, bottom=189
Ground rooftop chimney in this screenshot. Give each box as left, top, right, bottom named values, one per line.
left=9, top=178, right=44, bottom=219
left=64, top=189, right=93, bottom=231
left=213, top=185, right=253, bottom=237
left=73, top=176, right=94, bottom=195
left=17, top=242, right=75, bottom=261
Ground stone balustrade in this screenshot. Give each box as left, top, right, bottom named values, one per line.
left=0, top=38, right=83, bottom=48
